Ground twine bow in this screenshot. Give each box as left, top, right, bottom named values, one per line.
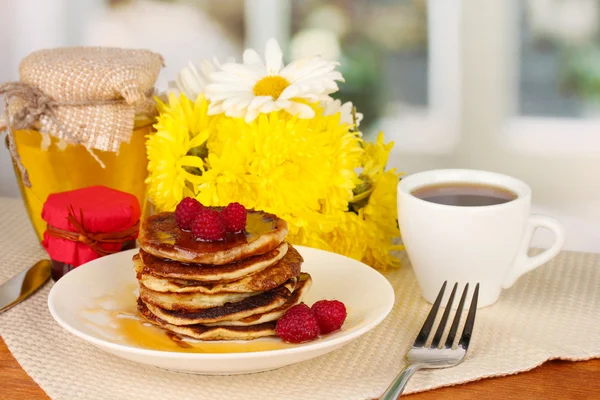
left=46, top=205, right=139, bottom=257
left=0, top=82, right=150, bottom=187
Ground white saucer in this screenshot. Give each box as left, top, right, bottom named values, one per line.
left=48, top=246, right=394, bottom=375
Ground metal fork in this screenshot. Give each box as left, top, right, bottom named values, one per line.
left=380, top=281, right=480, bottom=399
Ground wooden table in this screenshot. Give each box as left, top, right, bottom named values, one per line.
left=1, top=338, right=598, bottom=399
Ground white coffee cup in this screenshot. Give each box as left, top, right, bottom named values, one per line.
left=397, top=169, right=566, bottom=308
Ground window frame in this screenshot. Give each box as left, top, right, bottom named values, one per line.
left=247, top=0, right=462, bottom=153
left=250, top=0, right=600, bottom=252
left=377, top=0, right=462, bottom=153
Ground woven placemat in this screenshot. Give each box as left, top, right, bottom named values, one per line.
left=0, top=197, right=599, bottom=400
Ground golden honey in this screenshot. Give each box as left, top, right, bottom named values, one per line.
left=83, top=284, right=291, bottom=353
left=11, top=119, right=153, bottom=241
left=113, top=315, right=289, bottom=353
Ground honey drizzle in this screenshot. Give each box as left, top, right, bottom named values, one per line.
left=149, top=211, right=278, bottom=253
left=82, top=284, right=291, bottom=353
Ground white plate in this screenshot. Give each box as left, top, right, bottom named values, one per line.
left=48, top=246, right=394, bottom=375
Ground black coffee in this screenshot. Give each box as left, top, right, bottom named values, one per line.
left=411, top=183, right=517, bottom=207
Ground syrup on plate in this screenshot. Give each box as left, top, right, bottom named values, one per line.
left=81, top=284, right=291, bottom=353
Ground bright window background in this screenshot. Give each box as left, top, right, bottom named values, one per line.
left=519, top=0, right=600, bottom=118
left=289, top=0, right=429, bottom=129
left=1, top=0, right=599, bottom=252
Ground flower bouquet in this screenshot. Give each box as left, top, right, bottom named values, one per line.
left=146, top=39, right=402, bottom=269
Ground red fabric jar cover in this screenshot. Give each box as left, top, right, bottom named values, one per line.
left=42, top=185, right=141, bottom=267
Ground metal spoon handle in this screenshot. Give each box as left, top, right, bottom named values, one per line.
left=0, top=260, right=51, bottom=313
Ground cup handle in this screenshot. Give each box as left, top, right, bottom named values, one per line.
left=502, top=215, right=566, bottom=289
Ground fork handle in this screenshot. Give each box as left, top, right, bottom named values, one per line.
left=380, top=363, right=423, bottom=399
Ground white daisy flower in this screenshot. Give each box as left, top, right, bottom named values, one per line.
left=168, top=58, right=231, bottom=100
left=205, top=38, right=344, bottom=122
left=322, top=99, right=364, bottom=128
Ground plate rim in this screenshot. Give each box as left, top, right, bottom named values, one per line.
left=48, top=245, right=395, bottom=360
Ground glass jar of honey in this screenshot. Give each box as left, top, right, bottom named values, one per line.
left=10, top=118, right=152, bottom=241
left=1, top=47, right=163, bottom=241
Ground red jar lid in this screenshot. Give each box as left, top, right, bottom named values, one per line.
left=42, top=185, right=140, bottom=267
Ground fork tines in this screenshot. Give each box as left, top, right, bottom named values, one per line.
left=414, top=282, right=479, bottom=349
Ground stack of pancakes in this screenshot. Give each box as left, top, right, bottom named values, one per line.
left=134, top=210, right=312, bottom=340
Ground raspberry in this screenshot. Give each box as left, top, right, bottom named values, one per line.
left=285, top=303, right=311, bottom=315
left=220, top=202, right=247, bottom=233
left=175, top=197, right=204, bottom=230
left=276, top=304, right=320, bottom=343
left=190, top=208, right=226, bottom=241
left=311, top=300, right=347, bottom=334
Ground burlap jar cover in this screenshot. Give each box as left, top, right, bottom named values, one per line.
left=0, top=47, right=164, bottom=186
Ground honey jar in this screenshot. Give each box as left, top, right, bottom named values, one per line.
left=0, top=47, right=163, bottom=241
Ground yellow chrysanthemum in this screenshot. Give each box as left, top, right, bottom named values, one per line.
left=195, top=105, right=362, bottom=238
left=363, top=170, right=404, bottom=268
left=146, top=93, right=216, bottom=211
left=361, top=133, right=401, bottom=229
left=330, top=132, right=403, bottom=269
left=362, top=132, right=395, bottom=179
left=146, top=97, right=403, bottom=269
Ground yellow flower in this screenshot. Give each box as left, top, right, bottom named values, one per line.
left=362, top=132, right=395, bottom=179
left=361, top=134, right=401, bottom=217
left=195, top=105, right=362, bottom=236
left=146, top=96, right=403, bottom=270
left=362, top=169, right=404, bottom=268
left=360, top=133, right=403, bottom=268
left=146, top=93, right=215, bottom=211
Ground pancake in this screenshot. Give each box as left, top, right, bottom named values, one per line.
left=205, top=273, right=312, bottom=326
left=134, top=242, right=288, bottom=283
left=137, top=244, right=303, bottom=294
left=138, top=300, right=276, bottom=340
left=141, top=279, right=297, bottom=325
left=138, top=210, right=288, bottom=265
left=138, top=283, right=260, bottom=311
